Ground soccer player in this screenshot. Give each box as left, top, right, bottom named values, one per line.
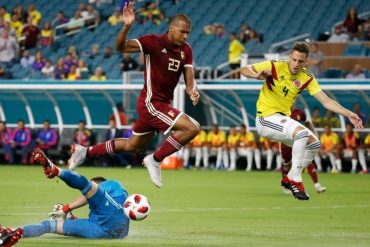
left=240, top=42, right=363, bottom=200
left=237, top=124, right=259, bottom=171
left=280, top=109, right=326, bottom=194
left=204, top=124, right=227, bottom=169
left=314, top=125, right=340, bottom=172
left=258, top=137, right=280, bottom=171
left=6, top=119, right=31, bottom=164
left=67, top=2, right=200, bottom=188
left=182, top=127, right=207, bottom=169
left=225, top=126, right=240, bottom=171
left=0, top=148, right=130, bottom=246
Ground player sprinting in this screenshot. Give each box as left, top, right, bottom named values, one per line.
left=240, top=42, right=363, bottom=200
left=280, top=109, right=326, bottom=194
left=67, top=2, right=200, bottom=188
left=0, top=148, right=129, bottom=246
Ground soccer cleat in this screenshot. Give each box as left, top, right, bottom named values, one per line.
left=32, top=148, right=57, bottom=178
left=67, top=144, right=87, bottom=170
left=282, top=187, right=292, bottom=194
left=314, top=183, right=326, bottom=193
left=281, top=175, right=290, bottom=190
left=290, top=180, right=310, bottom=200
left=359, top=170, right=368, bottom=175
left=143, top=154, right=162, bottom=188
left=0, top=227, right=23, bottom=247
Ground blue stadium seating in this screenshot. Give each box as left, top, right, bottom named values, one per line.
left=343, top=44, right=369, bottom=56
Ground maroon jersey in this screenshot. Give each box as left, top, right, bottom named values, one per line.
left=135, top=33, right=193, bottom=103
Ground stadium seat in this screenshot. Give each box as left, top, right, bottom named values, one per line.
left=323, top=68, right=344, bottom=78
left=343, top=44, right=368, bottom=56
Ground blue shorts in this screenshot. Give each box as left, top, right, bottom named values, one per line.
left=63, top=186, right=129, bottom=239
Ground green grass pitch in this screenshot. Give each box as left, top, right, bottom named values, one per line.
left=1, top=165, right=370, bottom=247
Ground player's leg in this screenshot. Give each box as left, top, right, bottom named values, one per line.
left=5, top=144, right=15, bottom=164
left=280, top=143, right=292, bottom=194
left=246, top=147, right=254, bottom=171
left=357, top=148, right=367, bottom=174
left=182, top=145, right=190, bottom=167
left=222, top=147, right=229, bottom=170
left=228, top=148, right=237, bottom=171
left=307, top=162, right=326, bottom=193
left=194, top=147, right=202, bottom=168
left=254, top=148, right=261, bottom=171
left=22, top=219, right=59, bottom=237
left=202, top=146, right=209, bottom=168
left=314, top=153, right=323, bottom=172
left=266, top=148, right=274, bottom=170
left=350, top=149, right=358, bottom=173
left=215, top=147, right=223, bottom=169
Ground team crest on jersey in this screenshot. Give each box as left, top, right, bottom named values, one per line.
left=181, top=51, right=185, bottom=60
left=292, top=79, right=301, bottom=88
left=168, top=110, right=175, bottom=117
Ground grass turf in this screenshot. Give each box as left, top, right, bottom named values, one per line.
left=0, top=165, right=370, bottom=247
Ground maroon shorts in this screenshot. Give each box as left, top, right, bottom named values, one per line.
left=280, top=143, right=292, bottom=164
left=133, top=99, right=183, bottom=135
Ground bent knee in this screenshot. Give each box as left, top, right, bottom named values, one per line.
left=306, top=138, right=321, bottom=152
left=188, top=122, right=200, bottom=138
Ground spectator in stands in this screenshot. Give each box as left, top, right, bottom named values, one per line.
left=0, top=6, right=11, bottom=23
left=238, top=23, right=252, bottom=43
left=90, top=66, right=106, bottom=80
left=39, top=22, right=53, bottom=48
left=120, top=53, right=138, bottom=72
left=147, top=2, right=165, bottom=25
left=339, top=123, right=367, bottom=174
left=12, top=4, right=28, bottom=23
left=84, top=44, right=100, bottom=59
left=203, top=23, right=225, bottom=38
left=67, top=64, right=80, bottom=80
left=104, top=46, right=113, bottom=59
left=109, top=103, right=128, bottom=126
left=204, top=124, right=227, bottom=169
left=32, top=50, right=45, bottom=72
left=78, top=3, right=88, bottom=18
left=67, top=46, right=79, bottom=62
left=6, top=119, right=31, bottom=164
left=85, top=4, right=101, bottom=25
left=215, top=23, right=226, bottom=38
left=67, top=10, right=84, bottom=32
left=53, top=57, right=66, bottom=80
left=311, top=106, right=323, bottom=127
left=22, top=16, right=40, bottom=49
left=322, top=110, right=340, bottom=128
left=41, top=59, right=54, bottom=79
left=307, top=43, right=323, bottom=78
left=237, top=124, right=259, bottom=171
left=0, top=29, right=19, bottom=68
left=108, top=8, right=123, bottom=26
left=228, top=32, right=245, bottom=79
left=3, top=21, right=17, bottom=38
left=314, top=125, right=340, bottom=172
left=136, top=5, right=148, bottom=25
left=64, top=53, right=77, bottom=73
left=33, top=119, right=58, bottom=155
left=28, top=4, right=42, bottom=26
left=0, top=120, right=12, bottom=163
left=345, top=64, right=366, bottom=79
left=74, top=120, right=93, bottom=147
left=76, top=59, right=89, bottom=79
left=51, top=11, right=69, bottom=28
left=10, top=13, right=23, bottom=39
left=327, top=25, right=350, bottom=43
left=342, top=6, right=365, bottom=40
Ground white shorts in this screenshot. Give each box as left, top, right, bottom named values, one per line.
left=256, top=114, right=314, bottom=147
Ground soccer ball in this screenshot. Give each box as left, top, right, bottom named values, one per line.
left=123, top=194, right=151, bottom=221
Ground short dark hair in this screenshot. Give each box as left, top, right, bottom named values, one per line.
left=91, top=176, right=107, bottom=183
left=291, top=42, right=310, bottom=57
left=170, top=14, right=191, bottom=26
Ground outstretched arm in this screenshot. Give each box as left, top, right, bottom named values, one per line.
left=184, top=67, right=199, bottom=106
left=314, top=91, right=363, bottom=128
left=116, top=2, right=141, bottom=53
left=240, top=65, right=271, bottom=80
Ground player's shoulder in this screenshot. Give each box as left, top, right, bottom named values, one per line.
left=300, top=67, right=315, bottom=79
left=139, top=33, right=160, bottom=41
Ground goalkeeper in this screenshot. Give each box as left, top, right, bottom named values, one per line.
left=0, top=148, right=130, bottom=246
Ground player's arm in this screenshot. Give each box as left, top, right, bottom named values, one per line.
left=240, top=65, right=271, bottom=80
left=115, top=2, right=141, bottom=53
left=48, top=196, right=87, bottom=219
left=313, top=91, right=363, bottom=128
left=184, top=66, right=200, bottom=106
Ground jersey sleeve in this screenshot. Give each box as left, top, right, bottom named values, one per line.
left=306, top=77, right=321, bottom=96
left=136, top=34, right=157, bottom=54
left=252, top=60, right=272, bottom=73
left=184, top=44, right=193, bottom=67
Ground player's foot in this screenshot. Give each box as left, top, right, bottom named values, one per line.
left=32, top=148, right=58, bottom=178
left=282, top=187, right=292, bottom=194
left=314, top=183, right=326, bottom=193
left=0, top=226, right=23, bottom=247
left=143, top=154, right=162, bottom=188
left=67, top=144, right=87, bottom=170
left=359, top=170, right=368, bottom=175
left=290, top=180, right=310, bottom=200
left=281, top=175, right=290, bottom=189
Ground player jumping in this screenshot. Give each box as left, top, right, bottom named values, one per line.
left=240, top=42, right=363, bottom=200
left=280, top=109, right=326, bottom=195
left=67, top=2, right=200, bottom=188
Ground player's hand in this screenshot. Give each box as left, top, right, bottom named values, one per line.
left=48, top=204, right=67, bottom=219
left=190, top=89, right=200, bottom=106
left=348, top=112, right=363, bottom=129
left=122, top=1, right=135, bottom=26
left=255, top=70, right=271, bottom=80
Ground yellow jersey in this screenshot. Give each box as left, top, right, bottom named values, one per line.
left=253, top=60, right=321, bottom=117
left=10, top=20, right=23, bottom=38
left=90, top=75, right=107, bottom=81
left=229, top=39, right=245, bottom=64
left=239, top=132, right=256, bottom=148
left=29, top=10, right=42, bottom=25
left=364, top=134, right=370, bottom=147
left=207, top=131, right=226, bottom=147
left=320, top=132, right=339, bottom=151
left=191, top=130, right=207, bottom=147
left=227, top=133, right=240, bottom=147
